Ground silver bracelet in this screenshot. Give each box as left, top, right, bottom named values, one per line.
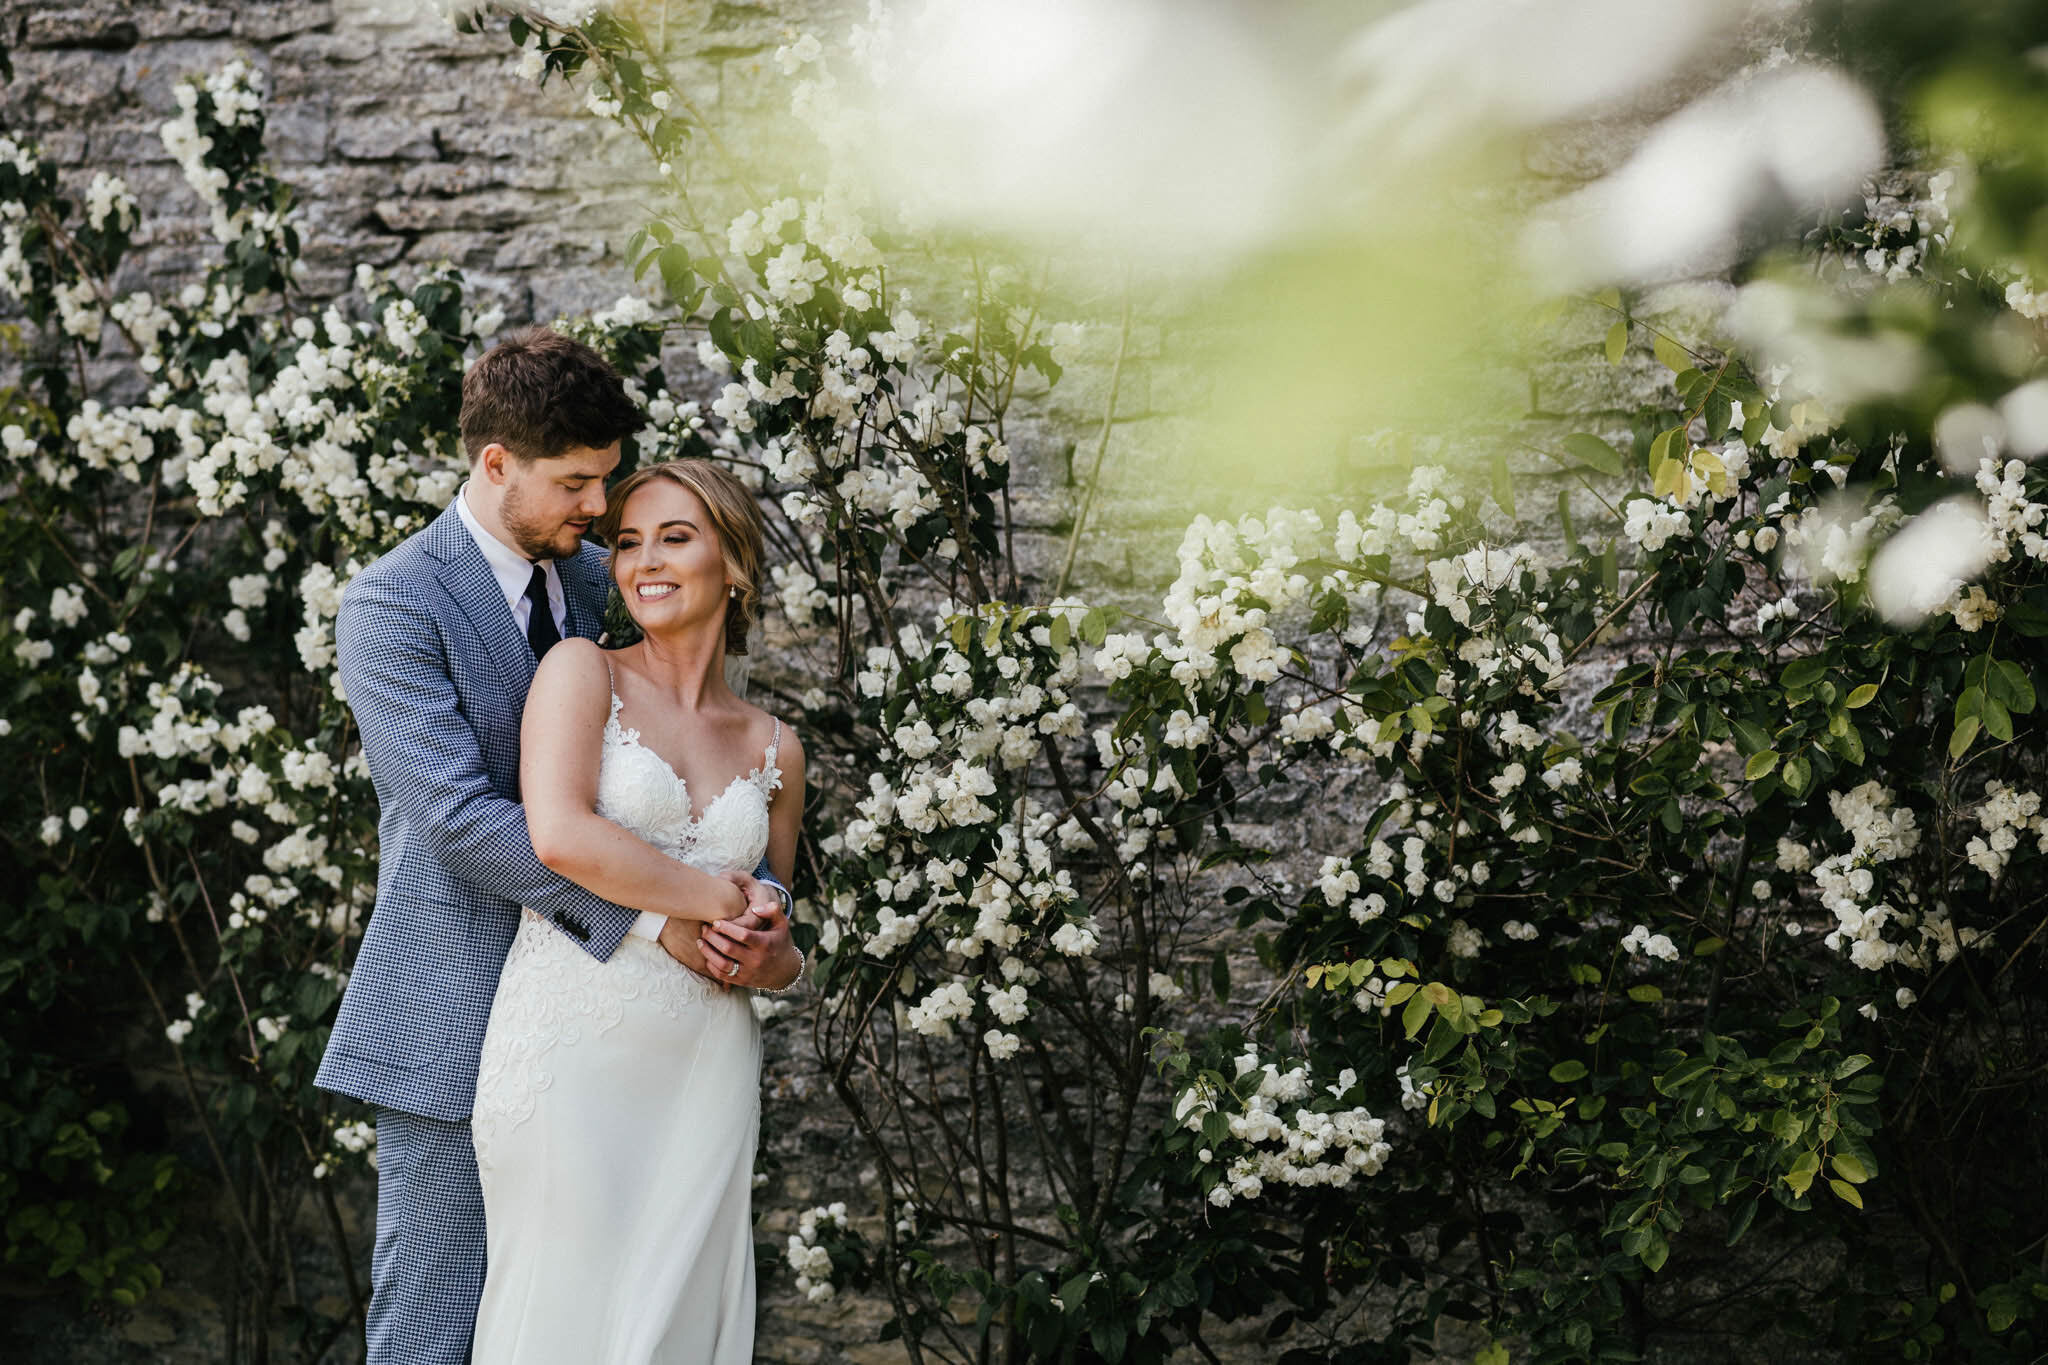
left=763, top=948, right=806, bottom=994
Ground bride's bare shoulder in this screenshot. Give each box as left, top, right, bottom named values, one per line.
left=528, top=638, right=611, bottom=712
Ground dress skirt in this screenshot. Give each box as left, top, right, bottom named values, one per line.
left=470, top=912, right=762, bottom=1364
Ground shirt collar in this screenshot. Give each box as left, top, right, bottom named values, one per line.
left=456, top=480, right=554, bottom=615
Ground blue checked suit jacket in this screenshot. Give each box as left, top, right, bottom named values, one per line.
left=315, top=499, right=774, bottom=1122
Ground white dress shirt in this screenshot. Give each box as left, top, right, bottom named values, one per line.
left=454, top=481, right=566, bottom=638
left=454, top=485, right=665, bottom=943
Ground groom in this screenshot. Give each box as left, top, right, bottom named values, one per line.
left=316, top=327, right=797, bottom=1364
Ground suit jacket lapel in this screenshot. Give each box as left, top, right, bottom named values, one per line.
left=561, top=544, right=613, bottom=643
left=425, top=503, right=539, bottom=692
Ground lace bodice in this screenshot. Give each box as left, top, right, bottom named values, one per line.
left=597, top=693, right=782, bottom=876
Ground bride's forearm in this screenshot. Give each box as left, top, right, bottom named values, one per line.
left=531, top=811, right=744, bottom=921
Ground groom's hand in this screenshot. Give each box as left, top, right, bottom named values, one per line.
left=699, top=902, right=800, bottom=991
left=657, top=916, right=729, bottom=987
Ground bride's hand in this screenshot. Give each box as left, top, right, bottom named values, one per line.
left=699, top=902, right=800, bottom=991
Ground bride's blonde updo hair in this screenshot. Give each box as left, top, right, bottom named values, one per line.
left=595, top=459, right=768, bottom=656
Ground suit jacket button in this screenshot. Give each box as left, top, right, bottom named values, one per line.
left=560, top=915, right=588, bottom=940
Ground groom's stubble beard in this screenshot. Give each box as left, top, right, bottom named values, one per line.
left=499, top=473, right=593, bottom=562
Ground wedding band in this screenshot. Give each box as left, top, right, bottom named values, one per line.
left=726, top=961, right=739, bottom=977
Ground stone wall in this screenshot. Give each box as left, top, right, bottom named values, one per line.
left=0, top=2, right=1734, bottom=1362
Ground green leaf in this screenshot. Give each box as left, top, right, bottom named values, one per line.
left=1726, top=1197, right=1759, bottom=1246
left=1951, top=715, right=1982, bottom=757
left=1782, top=656, right=1827, bottom=689
left=1657, top=1057, right=1713, bottom=1095
left=1563, top=433, right=1626, bottom=476
left=1401, top=990, right=1433, bottom=1040
left=1830, top=723, right=1865, bottom=767
left=1604, top=319, right=1628, bottom=364
left=1548, top=1059, right=1589, bottom=1084
left=1782, top=755, right=1812, bottom=796
left=1628, top=984, right=1663, bottom=1003
left=1982, top=696, right=2013, bottom=742
left=1744, top=750, right=1780, bottom=781
left=1648, top=425, right=1683, bottom=474
left=1652, top=332, right=1692, bottom=373
left=1730, top=718, right=1771, bottom=755
left=657, top=244, right=695, bottom=310
left=1845, top=682, right=1879, bottom=709
left=1995, top=659, right=2035, bottom=714
left=1827, top=1178, right=1864, bottom=1210
left=1491, top=452, right=1516, bottom=517
left=1829, top=1153, right=1870, bottom=1184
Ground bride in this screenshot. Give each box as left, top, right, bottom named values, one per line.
left=469, top=458, right=806, bottom=1364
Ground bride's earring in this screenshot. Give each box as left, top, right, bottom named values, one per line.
left=728, top=585, right=738, bottom=599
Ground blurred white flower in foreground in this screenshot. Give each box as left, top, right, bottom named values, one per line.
left=1528, top=65, right=1885, bottom=288
left=1868, top=497, right=2001, bottom=627
left=1998, top=379, right=2048, bottom=460
left=1724, top=277, right=1922, bottom=406
left=846, top=0, right=1301, bottom=260
left=1337, top=0, right=1736, bottom=163
left=1935, top=403, right=2007, bottom=476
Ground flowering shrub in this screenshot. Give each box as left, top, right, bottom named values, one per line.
left=461, top=9, right=2048, bottom=1363
left=6, top=6, right=2048, bottom=1365
left=0, top=53, right=710, bottom=1340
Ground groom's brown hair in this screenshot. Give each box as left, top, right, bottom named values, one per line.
left=459, top=326, right=642, bottom=464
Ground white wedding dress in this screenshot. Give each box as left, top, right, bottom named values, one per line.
left=469, top=691, right=780, bottom=1364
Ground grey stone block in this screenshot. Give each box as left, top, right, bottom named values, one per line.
left=528, top=267, right=651, bottom=323
left=370, top=187, right=532, bottom=233
left=397, top=229, right=501, bottom=270
left=132, top=4, right=236, bottom=40
left=232, top=1, right=333, bottom=42
left=491, top=224, right=607, bottom=271
left=396, top=160, right=501, bottom=196
left=1529, top=355, right=1677, bottom=418
left=14, top=47, right=132, bottom=118
left=333, top=112, right=441, bottom=161
left=23, top=7, right=139, bottom=48
left=39, top=128, right=90, bottom=164
left=266, top=99, right=332, bottom=161
left=86, top=121, right=177, bottom=168
left=121, top=38, right=249, bottom=114
left=265, top=27, right=379, bottom=72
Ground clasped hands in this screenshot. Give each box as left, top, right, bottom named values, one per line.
left=656, top=871, right=801, bottom=991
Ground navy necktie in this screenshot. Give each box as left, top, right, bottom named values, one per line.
left=525, top=563, right=560, bottom=660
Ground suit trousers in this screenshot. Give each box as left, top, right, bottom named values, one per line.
left=369, top=1107, right=487, bottom=1365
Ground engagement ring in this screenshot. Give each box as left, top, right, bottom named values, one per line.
left=726, top=961, right=739, bottom=977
